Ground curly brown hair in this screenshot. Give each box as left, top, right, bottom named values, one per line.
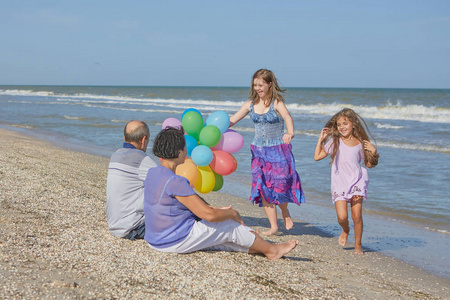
left=153, top=127, right=186, bottom=159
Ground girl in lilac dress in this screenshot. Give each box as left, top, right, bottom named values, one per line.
left=314, top=108, right=379, bottom=254
left=230, top=69, right=305, bottom=236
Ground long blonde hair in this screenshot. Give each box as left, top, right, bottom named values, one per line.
left=322, top=108, right=379, bottom=166
left=249, top=69, right=285, bottom=106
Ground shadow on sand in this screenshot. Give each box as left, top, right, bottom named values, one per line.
left=242, top=216, right=334, bottom=238
left=243, top=216, right=426, bottom=254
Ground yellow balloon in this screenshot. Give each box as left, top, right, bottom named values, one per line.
left=194, top=165, right=215, bottom=194
left=176, top=158, right=198, bottom=185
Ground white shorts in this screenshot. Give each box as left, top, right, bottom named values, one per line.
left=148, top=219, right=256, bottom=253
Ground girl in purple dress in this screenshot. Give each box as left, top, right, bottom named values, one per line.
left=230, top=69, right=305, bottom=236
left=314, top=108, right=379, bottom=254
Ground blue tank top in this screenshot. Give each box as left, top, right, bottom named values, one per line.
left=250, top=101, right=284, bottom=147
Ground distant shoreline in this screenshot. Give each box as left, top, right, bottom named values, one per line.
left=2, top=84, right=450, bottom=90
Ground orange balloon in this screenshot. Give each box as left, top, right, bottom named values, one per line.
left=229, top=153, right=238, bottom=172
left=210, top=150, right=236, bottom=176
left=175, top=159, right=198, bottom=185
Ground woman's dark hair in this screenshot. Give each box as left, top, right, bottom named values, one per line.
left=153, top=126, right=186, bottom=159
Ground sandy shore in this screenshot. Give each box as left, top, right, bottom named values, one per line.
left=0, top=128, right=448, bottom=299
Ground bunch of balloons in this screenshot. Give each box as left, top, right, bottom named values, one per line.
left=161, top=108, right=244, bottom=193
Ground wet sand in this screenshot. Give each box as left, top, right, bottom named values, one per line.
left=0, top=128, right=448, bottom=299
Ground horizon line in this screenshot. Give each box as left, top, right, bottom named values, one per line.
left=1, top=84, right=449, bottom=91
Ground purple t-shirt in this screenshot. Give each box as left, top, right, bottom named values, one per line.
left=143, top=165, right=196, bottom=248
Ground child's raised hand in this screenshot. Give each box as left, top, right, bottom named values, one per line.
left=319, top=128, right=329, bottom=140
left=363, top=140, right=377, bottom=154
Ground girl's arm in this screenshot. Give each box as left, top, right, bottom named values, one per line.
left=175, top=194, right=245, bottom=225
left=314, top=128, right=329, bottom=161
left=275, top=100, right=295, bottom=144
left=363, top=140, right=378, bottom=168
left=229, top=100, right=251, bottom=127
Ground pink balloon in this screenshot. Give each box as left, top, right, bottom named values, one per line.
left=162, top=117, right=182, bottom=129
left=210, top=150, right=236, bottom=176
left=211, top=129, right=244, bottom=153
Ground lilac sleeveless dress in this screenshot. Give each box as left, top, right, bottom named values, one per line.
left=325, top=139, right=369, bottom=203
left=249, top=102, right=305, bottom=206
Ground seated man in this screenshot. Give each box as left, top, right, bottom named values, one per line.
left=106, top=120, right=157, bottom=240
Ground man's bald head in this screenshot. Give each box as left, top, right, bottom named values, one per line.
left=124, top=121, right=150, bottom=151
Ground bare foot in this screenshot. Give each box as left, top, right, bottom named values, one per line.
left=354, top=245, right=364, bottom=255
left=338, top=230, right=349, bottom=247
left=266, top=239, right=299, bottom=260
left=262, top=228, right=278, bottom=236
left=283, top=216, right=294, bottom=231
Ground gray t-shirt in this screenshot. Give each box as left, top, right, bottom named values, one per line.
left=106, top=145, right=157, bottom=237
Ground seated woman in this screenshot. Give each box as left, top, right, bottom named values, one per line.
left=143, top=127, right=298, bottom=260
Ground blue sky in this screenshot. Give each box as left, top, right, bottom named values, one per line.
left=1, top=1, right=449, bottom=88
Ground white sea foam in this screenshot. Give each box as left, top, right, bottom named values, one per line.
left=81, top=103, right=182, bottom=115
left=374, top=122, right=405, bottom=129
left=377, top=141, right=450, bottom=153
left=0, top=89, right=55, bottom=97
left=287, top=102, right=450, bottom=124
left=64, top=94, right=450, bottom=124
left=299, top=129, right=449, bottom=153
left=63, top=116, right=86, bottom=121
left=2, top=89, right=449, bottom=123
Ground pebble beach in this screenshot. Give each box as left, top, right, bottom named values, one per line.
left=0, top=128, right=449, bottom=299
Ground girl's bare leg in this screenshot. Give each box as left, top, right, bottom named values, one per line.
left=279, top=202, right=294, bottom=230
left=261, top=198, right=278, bottom=236
left=351, top=196, right=364, bottom=254
left=335, top=200, right=349, bottom=247
left=248, top=232, right=298, bottom=260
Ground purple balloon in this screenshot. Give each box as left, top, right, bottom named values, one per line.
left=162, top=117, right=182, bottom=129
left=211, top=129, right=244, bottom=153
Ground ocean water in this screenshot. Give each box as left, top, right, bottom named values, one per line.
left=1, top=85, right=449, bottom=278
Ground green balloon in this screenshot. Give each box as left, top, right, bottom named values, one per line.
left=199, top=125, right=221, bottom=147
left=182, top=111, right=204, bottom=140
left=212, top=171, right=224, bottom=191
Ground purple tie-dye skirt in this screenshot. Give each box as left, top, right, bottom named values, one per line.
left=250, top=143, right=305, bottom=206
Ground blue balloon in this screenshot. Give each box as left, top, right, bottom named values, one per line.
left=182, top=108, right=202, bottom=120
left=206, top=111, right=230, bottom=134
left=184, top=135, right=198, bottom=157
left=191, top=145, right=213, bottom=167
